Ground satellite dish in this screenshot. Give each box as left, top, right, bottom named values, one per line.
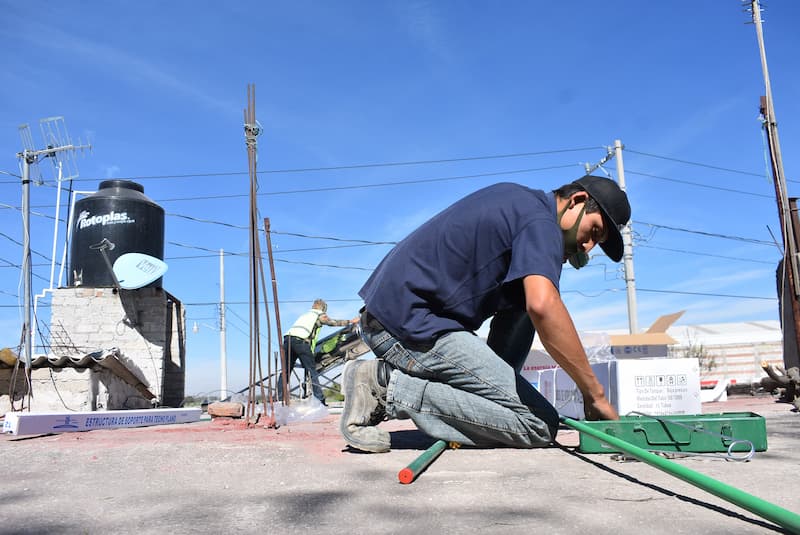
left=112, top=253, right=168, bottom=290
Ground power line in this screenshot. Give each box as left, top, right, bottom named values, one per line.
left=167, top=211, right=780, bottom=251
left=274, top=258, right=372, bottom=271
left=13, top=164, right=778, bottom=210
left=636, top=244, right=776, bottom=265
left=634, top=221, right=775, bottom=246
left=0, top=147, right=600, bottom=185
left=0, top=261, right=51, bottom=269
left=0, top=231, right=53, bottom=261
left=625, top=149, right=767, bottom=178
left=155, top=164, right=577, bottom=203
left=167, top=241, right=385, bottom=260
left=164, top=243, right=779, bottom=271
left=637, top=288, right=775, bottom=301
left=270, top=230, right=396, bottom=246
left=169, top=241, right=374, bottom=271
left=0, top=202, right=64, bottom=220
left=3, top=146, right=785, bottom=189
left=271, top=243, right=382, bottom=253
left=626, top=170, right=774, bottom=199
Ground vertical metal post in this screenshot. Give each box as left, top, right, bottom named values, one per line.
left=21, top=152, right=33, bottom=371
left=614, top=140, right=638, bottom=334
left=264, top=218, right=287, bottom=405
left=219, top=249, right=228, bottom=399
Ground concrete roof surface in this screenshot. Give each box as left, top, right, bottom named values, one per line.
left=2, top=393, right=798, bottom=534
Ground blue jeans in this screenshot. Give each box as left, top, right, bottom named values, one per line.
left=360, top=310, right=559, bottom=448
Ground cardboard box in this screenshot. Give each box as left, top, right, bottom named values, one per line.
left=522, top=312, right=684, bottom=384
left=521, top=331, right=614, bottom=388
left=539, top=358, right=701, bottom=419
left=538, top=365, right=611, bottom=419
left=520, top=349, right=558, bottom=390
left=609, top=311, right=684, bottom=358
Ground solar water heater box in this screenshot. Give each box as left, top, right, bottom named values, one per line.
left=539, top=358, right=702, bottom=419
left=576, top=412, right=768, bottom=454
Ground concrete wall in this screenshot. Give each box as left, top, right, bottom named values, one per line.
left=0, top=287, right=185, bottom=415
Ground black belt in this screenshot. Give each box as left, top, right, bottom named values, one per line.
left=361, top=307, right=439, bottom=352
left=360, top=308, right=384, bottom=331
left=285, top=335, right=310, bottom=344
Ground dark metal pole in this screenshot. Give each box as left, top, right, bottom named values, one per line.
left=264, top=217, right=288, bottom=407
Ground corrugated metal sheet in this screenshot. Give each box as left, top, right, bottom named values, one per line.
left=0, top=348, right=155, bottom=400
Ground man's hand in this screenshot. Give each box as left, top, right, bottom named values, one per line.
left=523, top=275, right=620, bottom=423
left=583, top=396, right=619, bottom=421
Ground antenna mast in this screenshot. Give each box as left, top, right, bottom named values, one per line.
left=16, top=117, right=90, bottom=388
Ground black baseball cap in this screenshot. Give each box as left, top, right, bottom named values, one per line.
left=572, top=175, right=631, bottom=262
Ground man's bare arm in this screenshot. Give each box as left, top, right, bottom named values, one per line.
left=523, top=274, right=619, bottom=421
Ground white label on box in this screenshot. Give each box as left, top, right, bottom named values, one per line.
left=614, top=358, right=701, bottom=416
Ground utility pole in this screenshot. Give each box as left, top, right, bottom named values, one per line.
left=752, top=0, right=793, bottom=288
left=749, top=0, right=800, bottom=370
left=614, top=139, right=638, bottom=334
left=583, top=142, right=639, bottom=334
left=219, top=249, right=228, bottom=399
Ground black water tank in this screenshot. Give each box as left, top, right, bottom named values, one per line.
left=69, top=180, right=165, bottom=288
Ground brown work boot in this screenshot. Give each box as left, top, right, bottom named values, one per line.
left=339, top=359, right=390, bottom=453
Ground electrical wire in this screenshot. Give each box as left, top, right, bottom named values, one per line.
left=634, top=221, right=775, bottom=246
left=0, top=231, right=53, bottom=261
left=637, top=288, right=775, bottom=300
left=0, top=146, right=601, bottom=185
left=636, top=244, right=776, bottom=265
left=273, top=258, right=372, bottom=271
left=626, top=170, right=774, bottom=199
left=154, top=164, right=579, bottom=203
left=624, top=149, right=768, bottom=178
left=270, top=230, right=397, bottom=246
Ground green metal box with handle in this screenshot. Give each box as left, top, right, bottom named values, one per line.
left=576, top=411, right=767, bottom=454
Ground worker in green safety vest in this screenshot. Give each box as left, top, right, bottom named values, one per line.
left=279, top=299, right=359, bottom=405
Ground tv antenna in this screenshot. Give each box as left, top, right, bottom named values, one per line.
left=15, top=116, right=91, bottom=386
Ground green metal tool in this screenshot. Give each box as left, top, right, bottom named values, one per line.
left=398, top=440, right=448, bottom=484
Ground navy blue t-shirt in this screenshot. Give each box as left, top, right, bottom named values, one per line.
left=359, top=182, right=564, bottom=344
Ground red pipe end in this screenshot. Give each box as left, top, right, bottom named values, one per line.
left=398, top=468, right=415, bottom=484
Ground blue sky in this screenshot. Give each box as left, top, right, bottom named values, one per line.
left=1, top=2, right=798, bottom=397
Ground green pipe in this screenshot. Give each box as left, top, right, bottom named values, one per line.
left=398, top=440, right=447, bottom=484
left=561, top=416, right=800, bottom=534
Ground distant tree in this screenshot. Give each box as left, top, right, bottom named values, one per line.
left=671, top=333, right=717, bottom=373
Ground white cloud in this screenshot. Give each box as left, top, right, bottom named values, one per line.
left=9, top=19, right=239, bottom=117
